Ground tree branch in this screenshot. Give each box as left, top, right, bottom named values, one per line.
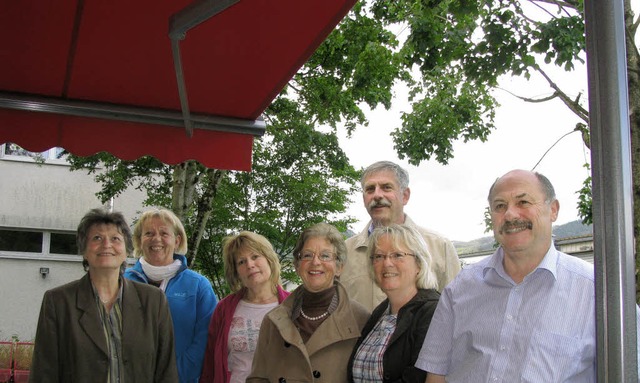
left=531, top=127, right=582, bottom=171
left=528, top=1, right=558, bottom=19
left=529, top=0, right=578, bottom=16
left=536, top=66, right=589, bottom=122
left=498, top=86, right=559, bottom=103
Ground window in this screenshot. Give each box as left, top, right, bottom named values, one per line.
left=0, top=230, right=42, bottom=252
left=50, top=233, right=78, bottom=255
left=0, top=229, right=77, bottom=256
left=1, top=143, right=67, bottom=163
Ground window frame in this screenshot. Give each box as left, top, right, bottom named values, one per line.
left=0, top=143, right=69, bottom=165
left=0, top=228, right=80, bottom=260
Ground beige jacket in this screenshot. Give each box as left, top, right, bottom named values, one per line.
left=342, top=214, right=461, bottom=311
left=247, top=282, right=369, bottom=383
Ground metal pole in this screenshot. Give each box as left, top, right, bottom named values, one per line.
left=584, top=0, right=638, bottom=381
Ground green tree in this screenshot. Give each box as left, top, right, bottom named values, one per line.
left=66, top=2, right=406, bottom=295
left=67, top=117, right=359, bottom=296
left=365, top=0, right=637, bottom=297
left=69, top=0, right=639, bottom=298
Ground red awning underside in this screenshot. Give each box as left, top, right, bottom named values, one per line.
left=0, top=0, right=356, bottom=170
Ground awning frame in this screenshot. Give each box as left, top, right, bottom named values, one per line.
left=0, top=91, right=266, bottom=136
left=168, top=0, right=242, bottom=137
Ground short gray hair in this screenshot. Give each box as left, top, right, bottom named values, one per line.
left=361, top=161, right=410, bottom=191
left=293, top=223, right=347, bottom=268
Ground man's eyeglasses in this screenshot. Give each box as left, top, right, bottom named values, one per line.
left=298, top=251, right=336, bottom=263
left=370, top=252, right=415, bottom=263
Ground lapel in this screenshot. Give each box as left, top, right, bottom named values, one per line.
left=120, top=279, right=144, bottom=349
left=305, top=285, right=360, bottom=356
left=388, top=304, right=414, bottom=345
left=386, top=289, right=429, bottom=345
left=76, top=274, right=109, bottom=356
left=269, top=305, right=306, bottom=348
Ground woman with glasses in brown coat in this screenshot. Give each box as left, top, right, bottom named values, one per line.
left=247, top=223, right=369, bottom=383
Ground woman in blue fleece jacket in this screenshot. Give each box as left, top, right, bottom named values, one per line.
left=124, top=207, right=218, bottom=383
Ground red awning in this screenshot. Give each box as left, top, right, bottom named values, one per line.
left=0, top=0, right=356, bottom=170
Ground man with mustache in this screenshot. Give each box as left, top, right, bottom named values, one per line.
left=415, top=169, right=622, bottom=382
left=341, top=161, right=461, bottom=311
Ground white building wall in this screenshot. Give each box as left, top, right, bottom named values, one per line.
left=0, top=156, right=147, bottom=341
left=0, top=159, right=144, bottom=230
left=0, top=257, right=85, bottom=340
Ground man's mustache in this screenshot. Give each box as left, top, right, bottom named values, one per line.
left=368, top=199, right=391, bottom=209
left=499, top=219, right=533, bottom=234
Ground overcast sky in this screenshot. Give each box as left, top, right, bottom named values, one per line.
left=338, top=62, right=590, bottom=242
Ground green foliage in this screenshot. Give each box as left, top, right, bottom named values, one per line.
left=192, top=104, right=359, bottom=292
left=369, top=0, right=588, bottom=166
left=483, top=206, right=492, bottom=234
left=531, top=15, right=586, bottom=70
left=394, top=73, right=496, bottom=164
left=67, top=0, right=615, bottom=298
left=66, top=152, right=170, bottom=205
left=576, top=163, right=593, bottom=225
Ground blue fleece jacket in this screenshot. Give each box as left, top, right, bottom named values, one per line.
left=125, top=254, right=218, bottom=383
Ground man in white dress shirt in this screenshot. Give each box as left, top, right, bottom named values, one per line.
left=416, top=169, right=637, bottom=382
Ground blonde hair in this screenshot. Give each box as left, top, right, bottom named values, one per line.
left=367, top=224, right=437, bottom=289
left=222, top=231, right=282, bottom=293
left=132, top=208, right=188, bottom=257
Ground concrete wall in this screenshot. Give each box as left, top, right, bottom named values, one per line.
left=0, top=257, right=86, bottom=340
left=0, top=156, right=147, bottom=340
left=0, top=159, right=144, bottom=230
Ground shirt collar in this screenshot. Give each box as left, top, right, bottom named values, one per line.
left=483, top=243, right=558, bottom=285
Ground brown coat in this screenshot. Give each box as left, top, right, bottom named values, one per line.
left=247, top=282, right=369, bottom=383
left=30, top=274, right=178, bottom=383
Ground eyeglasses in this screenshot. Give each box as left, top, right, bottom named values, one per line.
left=298, top=250, right=336, bottom=263
left=370, top=252, right=415, bottom=263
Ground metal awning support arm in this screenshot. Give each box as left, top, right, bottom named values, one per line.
left=168, top=0, right=241, bottom=138
left=0, top=91, right=266, bottom=136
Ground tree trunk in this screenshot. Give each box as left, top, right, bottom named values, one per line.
left=171, top=161, right=207, bottom=266
left=188, top=169, right=226, bottom=266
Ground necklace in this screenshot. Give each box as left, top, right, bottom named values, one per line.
left=300, top=308, right=329, bottom=321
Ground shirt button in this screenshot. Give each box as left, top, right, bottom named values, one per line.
left=506, top=314, right=513, bottom=320
left=500, top=345, right=506, bottom=350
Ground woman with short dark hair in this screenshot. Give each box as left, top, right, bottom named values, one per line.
left=31, top=208, right=178, bottom=382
